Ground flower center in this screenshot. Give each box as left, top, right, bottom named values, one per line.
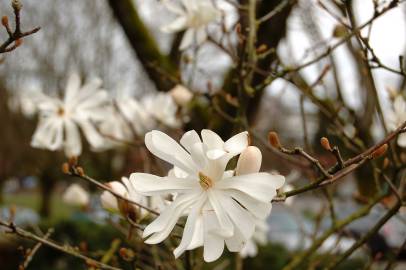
left=57, top=107, right=65, bottom=117
left=198, top=172, right=213, bottom=190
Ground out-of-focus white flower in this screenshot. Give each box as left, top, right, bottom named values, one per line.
left=240, top=219, right=269, bottom=258
left=142, top=93, right=181, bottom=128
left=161, top=0, right=221, bottom=50
left=63, top=184, right=90, bottom=207
left=386, top=95, right=406, bottom=147
left=30, top=73, right=109, bottom=157
left=130, top=130, right=284, bottom=262
left=8, top=89, right=46, bottom=118
left=100, top=177, right=165, bottom=215
left=169, top=84, right=193, bottom=106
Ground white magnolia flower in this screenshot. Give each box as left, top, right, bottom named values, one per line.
left=63, top=184, right=90, bottom=207
left=387, top=95, right=406, bottom=147
left=31, top=73, right=109, bottom=157
left=8, top=89, right=46, bottom=118
left=161, top=0, right=221, bottom=50
left=240, top=219, right=269, bottom=258
left=169, top=84, right=193, bottom=106
left=130, top=130, right=284, bottom=262
left=142, top=93, right=181, bottom=128
left=101, top=177, right=165, bottom=216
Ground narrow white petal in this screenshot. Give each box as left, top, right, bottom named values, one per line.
left=224, top=131, right=249, bottom=155
left=207, top=190, right=234, bottom=237
left=218, top=193, right=255, bottom=240
left=130, top=173, right=198, bottom=196
left=76, top=119, right=105, bottom=149
left=225, top=190, right=272, bottom=219
left=398, top=133, right=406, bottom=147
left=187, top=215, right=204, bottom=250
left=143, top=193, right=199, bottom=243
left=203, top=211, right=225, bottom=262
left=179, top=28, right=195, bottom=50
left=236, top=146, right=262, bottom=175
left=180, top=130, right=201, bottom=152
left=201, top=129, right=224, bottom=149
left=225, top=226, right=246, bottom=252
left=64, top=119, right=82, bottom=157
left=161, top=16, right=188, bottom=33
left=174, top=195, right=205, bottom=258
left=64, top=73, right=81, bottom=104
left=217, top=173, right=284, bottom=202
left=145, top=130, right=196, bottom=174
left=196, top=27, right=207, bottom=45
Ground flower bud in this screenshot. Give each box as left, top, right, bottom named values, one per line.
left=236, top=146, right=262, bottom=175
left=62, top=184, right=89, bottom=207
left=320, top=137, right=332, bottom=151
left=268, top=131, right=281, bottom=149
left=370, top=144, right=388, bottom=159
left=12, top=0, right=22, bottom=11
left=1, top=16, right=9, bottom=27
left=169, top=84, right=193, bottom=106
left=100, top=181, right=127, bottom=212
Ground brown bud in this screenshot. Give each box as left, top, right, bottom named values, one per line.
left=333, top=24, right=347, bottom=38
left=383, top=158, right=390, bottom=169
left=61, top=163, right=70, bottom=174
left=320, top=137, right=332, bottom=151
left=76, top=166, right=85, bottom=177
left=1, top=16, right=9, bottom=27
left=370, top=144, right=388, bottom=159
left=15, top=39, right=22, bottom=47
left=68, top=156, right=78, bottom=166
left=119, top=247, right=136, bottom=261
left=256, top=44, right=268, bottom=54
left=268, top=131, right=281, bottom=149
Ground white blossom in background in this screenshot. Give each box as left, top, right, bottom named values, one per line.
left=62, top=184, right=90, bottom=208
left=130, top=130, right=284, bottom=262
left=31, top=73, right=109, bottom=157
left=100, top=177, right=165, bottom=216
left=142, top=93, right=181, bottom=128
left=8, top=89, right=46, bottom=118
left=169, top=84, right=193, bottom=106
left=386, top=95, right=406, bottom=147
left=161, top=0, right=221, bottom=50
left=240, top=219, right=269, bottom=258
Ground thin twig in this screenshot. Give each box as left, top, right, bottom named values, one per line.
left=0, top=220, right=121, bottom=270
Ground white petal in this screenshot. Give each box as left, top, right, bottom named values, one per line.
left=130, top=173, right=198, bottom=196
left=203, top=211, right=225, bottom=262
left=100, top=191, right=119, bottom=212
left=224, top=131, right=249, bottom=155
left=201, top=129, right=224, bottom=149
left=143, top=193, right=199, bottom=242
left=64, top=73, right=81, bottom=104
left=179, top=28, right=195, bottom=50
left=31, top=118, right=64, bottom=151
left=195, top=27, right=207, bottom=45
left=225, top=226, right=246, bottom=252
left=398, top=133, right=406, bottom=147
left=206, top=149, right=227, bottom=159
left=161, top=16, right=188, bottom=33
left=180, top=130, right=201, bottom=152
left=76, top=119, right=105, bottom=149
left=236, top=146, right=262, bottom=175
left=174, top=195, right=206, bottom=258
left=394, top=96, right=406, bottom=115
left=189, top=143, right=208, bottom=171
left=64, top=119, right=82, bottom=157
left=217, top=173, right=285, bottom=202
left=207, top=190, right=234, bottom=237
left=225, top=190, right=272, bottom=219
left=145, top=130, right=196, bottom=174
left=187, top=215, right=204, bottom=250
left=218, top=193, right=255, bottom=240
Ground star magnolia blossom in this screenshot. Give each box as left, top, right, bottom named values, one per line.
left=387, top=95, right=406, bottom=147
left=31, top=73, right=109, bottom=157
left=142, top=93, right=181, bottom=128
left=62, top=184, right=90, bottom=207
left=130, top=130, right=284, bottom=262
left=161, top=0, right=221, bottom=50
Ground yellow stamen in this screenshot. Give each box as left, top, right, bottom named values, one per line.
left=57, top=107, right=65, bottom=116
left=198, top=172, right=213, bottom=190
